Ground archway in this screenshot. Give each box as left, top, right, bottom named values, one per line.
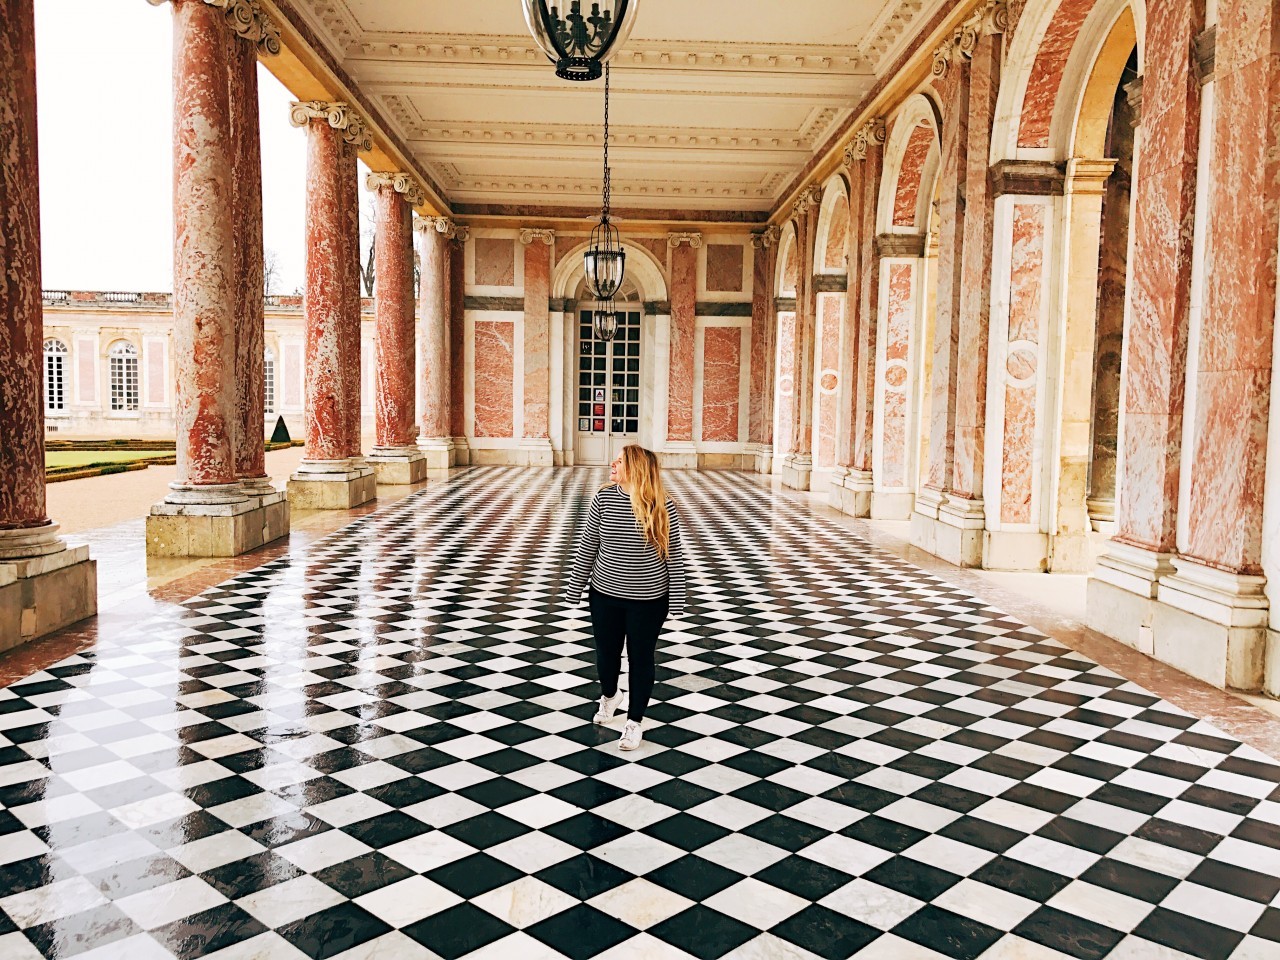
left=771, top=223, right=799, bottom=472
left=551, top=240, right=668, bottom=465
left=811, top=175, right=851, bottom=486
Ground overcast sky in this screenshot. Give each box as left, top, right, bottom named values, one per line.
left=35, top=0, right=368, bottom=295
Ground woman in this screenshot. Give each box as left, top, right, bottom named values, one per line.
left=565, top=445, right=686, bottom=751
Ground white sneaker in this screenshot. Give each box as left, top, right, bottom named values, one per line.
left=594, top=692, right=623, bottom=724
left=619, top=720, right=643, bottom=751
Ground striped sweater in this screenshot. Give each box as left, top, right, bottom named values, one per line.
left=566, top=484, right=687, bottom=616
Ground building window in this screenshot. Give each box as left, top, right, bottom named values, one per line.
left=43, top=339, right=68, bottom=412
left=264, top=347, right=276, bottom=416
left=108, top=340, right=139, bottom=412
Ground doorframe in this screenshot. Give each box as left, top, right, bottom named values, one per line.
left=552, top=241, right=670, bottom=466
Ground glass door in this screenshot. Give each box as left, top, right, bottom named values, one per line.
left=575, top=307, right=642, bottom=465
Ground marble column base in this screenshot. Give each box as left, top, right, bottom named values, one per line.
left=367, top=446, right=428, bottom=485
left=147, top=495, right=289, bottom=557
left=1086, top=541, right=1176, bottom=651
left=1087, top=496, right=1116, bottom=532
left=514, top=438, right=555, bottom=467
left=1154, top=559, right=1269, bottom=691
left=750, top=443, right=774, bottom=475
left=1047, top=530, right=1094, bottom=573
left=911, top=492, right=985, bottom=567
left=286, top=462, right=376, bottom=511
left=779, top=454, right=812, bottom=491
left=1267, top=628, right=1280, bottom=698
left=829, top=469, right=873, bottom=518
left=417, top=437, right=455, bottom=473
left=0, top=539, right=97, bottom=654
left=452, top=437, right=471, bottom=466
left=982, top=530, right=1048, bottom=572
left=698, top=453, right=753, bottom=470
left=871, top=489, right=915, bottom=520
left=661, top=441, right=699, bottom=471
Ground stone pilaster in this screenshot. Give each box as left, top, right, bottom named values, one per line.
left=366, top=173, right=427, bottom=484
left=519, top=229, right=555, bottom=466
left=448, top=228, right=470, bottom=463
left=286, top=100, right=376, bottom=509
left=665, top=231, right=702, bottom=468
left=0, top=0, right=96, bottom=647
left=416, top=216, right=460, bottom=471
left=781, top=186, right=823, bottom=490
left=748, top=227, right=779, bottom=474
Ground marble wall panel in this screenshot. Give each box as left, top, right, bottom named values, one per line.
left=893, top=122, right=936, bottom=227
left=822, top=203, right=849, bottom=272
left=816, top=294, right=842, bottom=468
left=283, top=343, right=303, bottom=409
left=522, top=240, right=551, bottom=439
left=1018, top=0, right=1098, bottom=148
left=775, top=311, right=797, bottom=454
left=706, top=244, right=745, bottom=293
left=667, top=243, right=698, bottom=442
left=748, top=242, right=775, bottom=446
left=881, top=262, right=915, bottom=488
left=1000, top=203, right=1046, bottom=524
left=450, top=243, right=467, bottom=437
left=636, top=237, right=671, bottom=274
left=474, top=238, right=516, bottom=287
left=473, top=320, right=514, bottom=438
left=701, top=326, right=742, bottom=442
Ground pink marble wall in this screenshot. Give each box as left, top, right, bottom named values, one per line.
left=1019, top=0, right=1098, bottom=148
left=1184, top=1, right=1278, bottom=574
left=76, top=340, right=95, bottom=403
left=852, top=146, right=885, bottom=473
left=1000, top=204, right=1046, bottom=524
left=893, top=122, right=936, bottom=227
left=793, top=216, right=817, bottom=458
left=667, top=242, right=698, bottom=442
left=636, top=237, right=671, bottom=274
left=701, top=326, right=742, bottom=442
left=816, top=294, right=841, bottom=467
left=522, top=239, right=551, bottom=439
left=775, top=311, right=796, bottom=454
left=449, top=242, right=467, bottom=438
left=473, top=320, right=514, bottom=437
left=780, top=239, right=799, bottom=295
left=881, top=263, right=915, bottom=488
left=284, top=343, right=302, bottom=408
left=822, top=202, right=849, bottom=271
left=952, top=29, right=1002, bottom=501
left=1114, top=0, right=1203, bottom=554
left=706, top=244, right=745, bottom=293
left=837, top=164, right=865, bottom=469
left=474, top=237, right=515, bottom=287
left=748, top=241, right=776, bottom=446
left=147, top=345, right=165, bottom=405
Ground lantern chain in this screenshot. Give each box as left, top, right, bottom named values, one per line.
left=602, top=62, right=611, bottom=221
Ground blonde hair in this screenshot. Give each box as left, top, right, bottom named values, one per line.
left=618, top=445, right=671, bottom=560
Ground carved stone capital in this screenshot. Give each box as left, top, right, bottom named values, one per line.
left=667, top=231, right=703, bottom=249
left=453, top=225, right=471, bottom=244
left=991, top=159, right=1066, bottom=197
left=750, top=225, right=780, bottom=249
left=844, top=117, right=887, bottom=165
left=1124, top=76, right=1144, bottom=117
left=934, top=0, right=1006, bottom=75
left=147, top=0, right=280, bottom=54
left=788, top=184, right=823, bottom=221
left=365, top=172, right=426, bottom=206
left=415, top=216, right=463, bottom=240
left=519, top=228, right=555, bottom=245
left=289, top=101, right=372, bottom=151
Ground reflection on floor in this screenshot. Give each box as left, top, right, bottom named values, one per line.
left=1, top=467, right=1278, bottom=960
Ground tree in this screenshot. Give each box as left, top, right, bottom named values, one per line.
left=263, top=248, right=281, bottom=297
left=358, top=195, right=376, bottom=296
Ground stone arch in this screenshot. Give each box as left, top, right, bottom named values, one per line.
left=991, top=0, right=1145, bottom=161
left=878, top=93, right=943, bottom=234
left=775, top=222, right=799, bottom=296
left=550, top=238, right=668, bottom=303
left=812, top=174, right=851, bottom=275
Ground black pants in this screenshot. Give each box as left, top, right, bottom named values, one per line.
left=588, top=588, right=668, bottom=723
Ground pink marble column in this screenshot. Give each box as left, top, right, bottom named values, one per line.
left=1112, top=2, right=1203, bottom=556
left=835, top=160, right=865, bottom=474
left=292, top=104, right=352, bottom=467
left=775, top=311, right=797, bottom=456
left=368, top=176, right=420, bottom=454
left=1184, top=4, right=1276, bottom=577
left=667, top=235, right=700, bottom=446
left=748, top=230, right=778, bottom=462
left=449, top=236, right=468, bottom=453
left=851, top=125, right=886, bottom=477
left=229, top=33, right=270, bottom=495
left=340, top=141, right=362, bottom=460
left=417, top=217, right=453, bottom=447
left=790, top=198, right=821, bottom=465
left=167, top=0, right=242, bottom=501
left=521, top=229, right=554, bottom=454
left=0, top=0, right=54, bottom=546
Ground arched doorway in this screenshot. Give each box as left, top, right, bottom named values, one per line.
left=570, top=277, right=644, bottom=466
left=771, top=224, right=799, bottom=473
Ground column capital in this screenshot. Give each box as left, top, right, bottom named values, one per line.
left=843, top=118, right=887, bottom=166
left=519, top=228, right=555, bottom=245
left=667, top=231, right=703, bottom=249
left=289, top=101, right=372, bottom=151
left=750, top=225, right=780, bottom=249
left=1125, top=75, right=1144, bottom=116
left=933, top=0, right=1007, bottom=76
left=788, top=184, right=823, bottom=222
left=415, top=216, right=465, bottom=241
left=146, top=0, right=281, bottom=54
left=365, top=171, right=426, bottom=206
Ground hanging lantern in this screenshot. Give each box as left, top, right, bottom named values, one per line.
left=522, top=0, right=638, bottom=81
left=592, top=301, right=620, bottom=342
left=585, top=216, right=625, bottom=300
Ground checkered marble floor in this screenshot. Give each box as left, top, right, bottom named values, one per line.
left=1, top=467, right=1279, bottom=960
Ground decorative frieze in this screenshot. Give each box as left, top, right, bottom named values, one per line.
left=146, top=0, right=280, bottom=54
left=750, top=225, right=780, bottom=249
left=365, top=172, right=426, bottom=206
left=519, top=228, right=555, bottom=245
left=844, top=118, right=887, bottom=166
left=288, top=101, right=372, bottom=151
left=668, top=231, right=704, bottom=249
left=933, top=0, right=1007, bottom=78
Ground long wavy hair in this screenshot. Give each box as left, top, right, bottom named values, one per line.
left=619, top=445, right=671, bottom=560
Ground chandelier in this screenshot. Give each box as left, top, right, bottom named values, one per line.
left=521, top=0, right=638, bottom=81
left=583, top=63, right=626, bottom=315
left=592, top=304, right=620, bottom=342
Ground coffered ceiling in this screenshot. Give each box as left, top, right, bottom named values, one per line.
left=280, top=1, right=946, bottom=217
